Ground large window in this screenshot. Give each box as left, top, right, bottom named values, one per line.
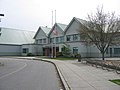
left=55, top=36, right=64, bottom=43
left=114, top=48, right=120, bottom=54
left=66, top=34, right=79, bottom=42
left=73, top=47, right=78, bottom=54
left=22, top=48, right=29, bottom=53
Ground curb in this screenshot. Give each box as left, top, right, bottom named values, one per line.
left=33, top=58, right=70, bottom=90
left=14, top=57, right=70, bottom=90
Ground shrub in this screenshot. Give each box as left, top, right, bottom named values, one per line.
left=61, top=45, right=72, bottom=58
left=56, top=52, right=63, bottom=57
left=27, top=53, right=34, bottom=56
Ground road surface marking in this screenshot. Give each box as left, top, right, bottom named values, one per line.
left=0, top=62, right=27, bottom=79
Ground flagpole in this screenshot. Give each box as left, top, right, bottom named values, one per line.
left=54, top=10, right=56, bottom=58
left=51, top=11, right=53, bottom=58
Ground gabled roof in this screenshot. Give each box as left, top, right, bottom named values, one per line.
left=41, top=26, right=51, bottom=36
left=33, top=26, right=51, bottom=39
left=75, top=17, right=87, bottom=25
left=48, top=23, right=67, bottom=36
left=57, top=23, right=67, bottom=31
left=64, top=17, right=87, bottom=34
left=0, top=27, right=35, bottom=45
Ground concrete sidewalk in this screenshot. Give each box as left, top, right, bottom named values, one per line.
left=41, top=59, right=120, bottom=90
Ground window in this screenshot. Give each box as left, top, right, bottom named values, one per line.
left=43, top=39, right=46, bottom=43
left=36, top=40, right=38, bottom=44
left=56, top=37, right=59, bottom=43
left=73, top=47, right=78, bottom=54
left=106, top=48, right=109, bottom=54
left=40, top=39, right=42, bottom=43
left=50, top=38, right=54, bottom=43
left=60, top=36, right=64, bottom=42
left=73, top=34, right=78, bottom=41
left=66, top=35, right=71, bottom=41
left=0, top=28, right=1, bottom=36
left=22, top=48, right=29, bottom=53
left=114, top=48, right=120, bottom=54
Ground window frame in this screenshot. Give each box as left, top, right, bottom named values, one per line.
left=73, top=47, right=78, bottom=54
left=66, top=35, right=71, bottom=41
left=73, top=34, right=78, bottom=41
left=22, top=48, right=29, bottom=53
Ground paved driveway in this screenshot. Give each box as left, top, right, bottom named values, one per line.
left=0, top=58, right=62, bottom=90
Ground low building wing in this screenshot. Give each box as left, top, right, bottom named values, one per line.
left=0, top=27, right=35, bottom=45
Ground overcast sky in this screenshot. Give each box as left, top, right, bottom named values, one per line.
left=0, top=0, right=120, bottom=31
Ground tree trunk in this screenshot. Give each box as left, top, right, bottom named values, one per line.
left=102, top=52, right=105, bottom=61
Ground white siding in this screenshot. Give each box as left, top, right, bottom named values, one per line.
left=65, top=21, right=80, bottom=35
left=49, top=25, right=63, bottom=38
left=64, top=20, right=102, bottom=57
left=0, top=44, right=21, bottom=56
left=22, top=44, right=43, bottom=56
left=35, top=29, right=48, bottom=44
left=35, top=29, right=46, bottom=39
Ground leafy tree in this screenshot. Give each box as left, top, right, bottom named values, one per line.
left=79, top=7, right=120, bottom=60
left=61, top=44, right=72, bottom=57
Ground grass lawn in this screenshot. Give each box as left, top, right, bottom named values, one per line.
left=51, top=57, right=77, bottom=60
left=37, top=56, right=77, bottom=60
left=109, top=79, right=120, bottom=85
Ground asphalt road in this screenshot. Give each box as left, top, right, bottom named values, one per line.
left=0, top=58, right=62, bottom=90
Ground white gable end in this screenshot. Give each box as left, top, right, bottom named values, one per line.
left=50, top=25, right=63, bottom=38
left=35, top=29, right=47, bottom=39
left=66, top=20, right=80, bottom=35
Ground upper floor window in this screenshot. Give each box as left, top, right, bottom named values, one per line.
left=56, top=37, right=59, bottom=43
left=50, top=38, right=54, bottom=43
left=66, top=35, right=71, bottom=41
left=40, top=39, right=42, bottom=43
left=43, top=39, right=46, bottom=43
left=73, top=34, right=79, bottom=41
left=36, top=40, right=38, bottom=44
left=60, top=36, right=64, bottom=42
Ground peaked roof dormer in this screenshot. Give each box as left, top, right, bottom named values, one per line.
left=33, top=26, right=51, bottom=39
left=64, top=17, right=87, bottom=34
left=57, top=23, right=67, bottom=31
left=48, top=23, right=67, bottom=37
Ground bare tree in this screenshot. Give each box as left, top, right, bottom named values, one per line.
left=79, top=7, right=120, bottom=60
